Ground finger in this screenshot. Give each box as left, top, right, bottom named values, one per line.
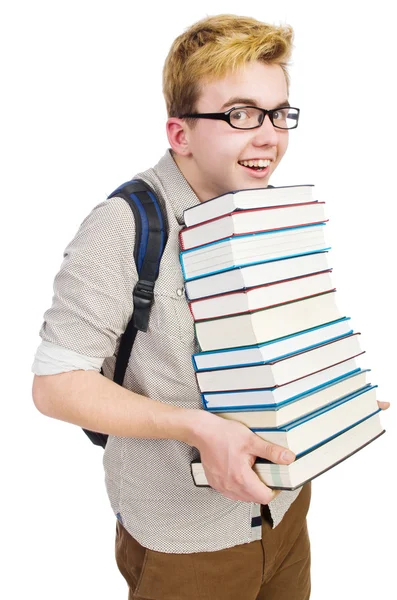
left=252, top=435, right=295, bottom=464
left=205, top=458, right=280, bottom=504
left=377, top=400, right=390, bottom=410
left=242, top=465, right=280, bottom=504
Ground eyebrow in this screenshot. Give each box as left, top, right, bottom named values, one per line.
left=220, top=97, right=290, bottom=111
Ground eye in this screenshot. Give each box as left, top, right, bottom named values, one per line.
left=273, top=108, right=289, bottom=121
left=231, top=109, right=250, bottom=121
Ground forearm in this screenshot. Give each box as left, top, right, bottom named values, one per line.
left=32, top=370, right=211, bottom=445
left=32, top=369, right=297, bottom=504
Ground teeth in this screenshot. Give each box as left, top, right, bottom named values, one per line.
left=240, top=159, right=271, bottom=168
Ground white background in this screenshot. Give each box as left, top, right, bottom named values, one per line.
left=1, top=1, right=396, bottom=598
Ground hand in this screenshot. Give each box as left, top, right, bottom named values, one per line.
left=191, top=412, right=295, bottom=505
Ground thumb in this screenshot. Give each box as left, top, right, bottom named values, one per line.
left=377, top=400, right=390, bottom=410
left=252, top=435, right=296, bottom=465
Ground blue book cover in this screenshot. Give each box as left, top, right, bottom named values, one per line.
left=288, top=409, right=382, bottom=460
left=184, top=250, right=330, bottom=301
left=251, top=386, right=380, bottom=458
left=251, top=385, right=377, bottom=431
left=192, top=317, right=352, bottom=372
left=180, top=223, right=330, bottom=281
left=201, top=367, right=366, bottom=411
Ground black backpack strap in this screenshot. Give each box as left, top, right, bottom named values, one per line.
left=82, top=179, right=167, bottom=448
left=108, top=179, right=168, bottom=385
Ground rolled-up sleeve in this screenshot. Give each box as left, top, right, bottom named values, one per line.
left=32, top=340, right=104, bottom=374
left=32, top=196, right=137, bottom=374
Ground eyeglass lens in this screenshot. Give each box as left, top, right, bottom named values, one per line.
left=230, top=107, right=298, bottom=129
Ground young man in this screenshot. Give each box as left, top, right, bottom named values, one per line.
left=31, top=13, right=388, bottom=600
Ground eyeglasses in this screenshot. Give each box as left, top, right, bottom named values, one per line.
left=180, top=106, right=300, bottom=130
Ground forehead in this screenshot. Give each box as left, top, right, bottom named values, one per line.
left=196, top=61, right=288, bottom=111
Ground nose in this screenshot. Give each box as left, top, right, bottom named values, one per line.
left=251, top=113, right=279, bottom=147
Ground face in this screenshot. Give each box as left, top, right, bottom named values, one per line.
left=169, top=61, right=290, bottom=202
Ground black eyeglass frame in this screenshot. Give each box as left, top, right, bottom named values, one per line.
left=179, top=106, right=300, bottom=130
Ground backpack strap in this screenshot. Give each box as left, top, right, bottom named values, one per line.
left=108, top=179, right=168, bottom=385
left=82, top=179, right=167, bottom=448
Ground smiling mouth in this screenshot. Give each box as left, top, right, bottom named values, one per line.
left=238, top=159, right=272, bottom=171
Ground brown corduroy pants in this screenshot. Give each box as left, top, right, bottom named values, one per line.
left=115, top=482, right=311, bottom=600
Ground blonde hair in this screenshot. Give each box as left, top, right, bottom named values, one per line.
left=163, top=14, right=294, bottom=117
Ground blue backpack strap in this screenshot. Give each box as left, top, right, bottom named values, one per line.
left=82, top=179, right=167, bottom=449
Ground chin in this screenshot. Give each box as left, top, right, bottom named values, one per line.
left=241, top=179, right=270, bottom=190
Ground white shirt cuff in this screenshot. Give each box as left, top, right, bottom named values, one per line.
left=32, top=340, right=104, bottom=375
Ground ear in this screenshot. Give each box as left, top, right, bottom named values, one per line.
left=166, top=118, right=192, bottom=157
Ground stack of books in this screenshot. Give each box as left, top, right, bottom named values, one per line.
left=179, top=185, right=385, bottom=490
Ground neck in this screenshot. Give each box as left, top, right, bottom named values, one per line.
left=172, top=152, right=212, bottom=203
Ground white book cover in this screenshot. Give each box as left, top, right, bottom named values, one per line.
left=180, top=202, right=326, bottom=250
left=212, top=371, right=370, bottom=429
left=252, top=386, right=379, bottom=456
left=180, top=224, right=328, bottom=281
left=183, top=185, right=315, bottom=227
left=195, top=291, right=342, bottom=351
left=196, top=333, right=363, bottom=391
left=202, top=358, right=359, bottom=409
left=185, top=251, right=330, bottom=300
left=190, top=271, right=334, bottom=321
left=193, top=318, right=352, bottom=371
left=191, top=412, right=384, bottom=490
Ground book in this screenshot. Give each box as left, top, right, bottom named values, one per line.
left=183, top=185, right=315, bottom=227
left=182, top=184, right=386, bottom=493
left=180, top=224, right=328, bottom=281
left=195, top=290, right=342, bottom=352
left=202, top=358, right=360, bottom=409
left=196, top=333, right=363, bottom=391
left=213, top=370, right=370, bottom=428
left=190, top=412, right=385, bottom=490
left=185, top=251, right=331, bottom=301
left=189, top=271, right=334, bottom=321
left=251, top=386, right=379, bottom=455
left=193, top=318, right=353, bottom=371
left=180, top=202, right=327, bottom=250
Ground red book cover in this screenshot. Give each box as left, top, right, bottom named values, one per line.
left=179, top=202, right=327, bottom=250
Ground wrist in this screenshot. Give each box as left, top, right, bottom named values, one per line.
left=171, top=407, right=215, bottom=448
